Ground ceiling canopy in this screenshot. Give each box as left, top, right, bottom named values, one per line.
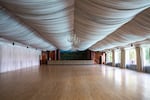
left=0, top=0, right=150, bottom=51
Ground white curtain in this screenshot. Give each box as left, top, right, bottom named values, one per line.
left=115, top=49, right=121, bottom=64
left=125, top=48, right=137, bottom=65
left=0, top=43, right=41, bottom=73
left=106, top=51, right=112, bottom=63
left=142, top=46, right=150, bottom=66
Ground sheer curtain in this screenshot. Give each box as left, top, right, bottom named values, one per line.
left=115, top=49, right=121, bottom=64
left=125, top=48, right=137, bottom=65
left=106, top=51, right=112, bottom=64
left=0, top=44, right=41, bottom=73
left=142, top=47, right=150, bottom=66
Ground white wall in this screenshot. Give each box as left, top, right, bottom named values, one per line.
left=0, top=44, right=41, bottom=73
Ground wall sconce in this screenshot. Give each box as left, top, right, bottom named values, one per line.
left=12, top=42, right=15, bottom=46
left=131, top=44, right=133, bottom=47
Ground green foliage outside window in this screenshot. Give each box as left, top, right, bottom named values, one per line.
left=145, top=48, right=150, bottom=63
left=129, top=49, right=136, bottom=60
left=125, top=48, right=136, bottom=65
left=106, top=51, right=112, bottom=62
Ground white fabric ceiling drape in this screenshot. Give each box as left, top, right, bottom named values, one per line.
left=90, top=8, right=150, bottom=51
left=0, top=9, right=56, bottom=50
left=0, top=0, right=150, bottom=51
left=75, top=0, right=150, bottom=50
left=0, top=0, right=74, bottom=50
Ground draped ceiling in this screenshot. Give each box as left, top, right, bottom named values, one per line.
left=0, top=0, right=150, bottom=51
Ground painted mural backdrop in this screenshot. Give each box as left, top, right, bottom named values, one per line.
left=60, top=50, right=91, bottom=60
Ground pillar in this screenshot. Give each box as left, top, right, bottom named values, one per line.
left=121, top=48, right=125, bottom=68
left=112, top=49, right=115, bottom=67
left=135, top=46, right=143, bottom=72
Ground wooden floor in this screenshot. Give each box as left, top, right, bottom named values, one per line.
left=0, top=64, right=150, bottom=100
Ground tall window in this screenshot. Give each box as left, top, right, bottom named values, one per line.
left=142, top=47, right=150, bottom=66
left=125, top=48, right=137, bottom=65
left=115, top=49, right=121, bottom=64
left=106, top=51, right=112, bottom=63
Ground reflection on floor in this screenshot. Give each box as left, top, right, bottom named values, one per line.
left=0, top=64, right=150, bottom=100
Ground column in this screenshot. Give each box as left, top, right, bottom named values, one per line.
left=121, top=48, right=125, bottom=68
left=135, top=46, right=143, bottom=72
left=112, top=49, right=115, bottom=67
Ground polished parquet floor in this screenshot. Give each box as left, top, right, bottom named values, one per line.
left=0, top=64, right=150, bottom=100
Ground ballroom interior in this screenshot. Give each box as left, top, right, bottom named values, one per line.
left=0, top=0, right=150, bottom=100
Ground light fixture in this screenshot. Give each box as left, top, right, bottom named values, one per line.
left=12, top=42, right=15, bottom=46
left=131, top=44, right=133, bottom=47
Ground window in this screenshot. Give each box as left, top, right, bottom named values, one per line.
left=115, top=49, right=121, bottom=64
left=106, top=51, right=112, bottom=63
left=142, top=47, right=150, bottom=66
left=125, top=48, right=137, bottom=65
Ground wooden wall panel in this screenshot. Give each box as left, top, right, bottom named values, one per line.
left=91, top=52, right=105, bottom=64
